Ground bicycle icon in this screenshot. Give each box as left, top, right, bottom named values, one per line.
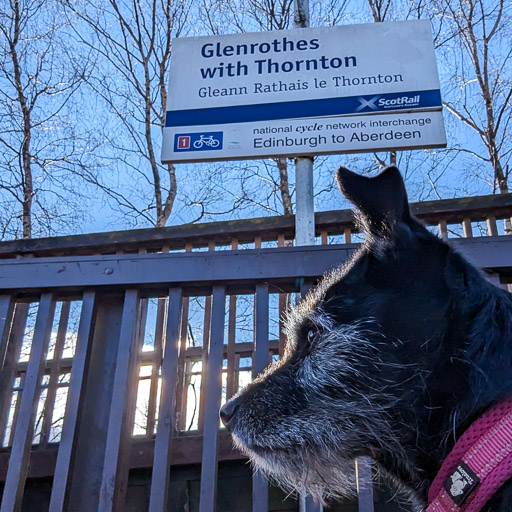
left=193, top=135, right=220, bottom=149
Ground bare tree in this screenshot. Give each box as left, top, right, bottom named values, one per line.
left=180, top=160, right=295, bottom=221
left=430, top=0, right=511, bottom=194
left=0, top=0, right=94, bottom=239
left=367, top=0, right=393, bottom=23
left=64, top=0, right=191, bottom=227
left=198, top=0, right=297, bottom=215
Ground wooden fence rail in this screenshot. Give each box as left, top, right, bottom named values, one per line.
left=0, top=194, right=510, bottom=259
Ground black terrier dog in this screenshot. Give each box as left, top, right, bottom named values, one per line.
left=220, top=166, right=512, bottom=511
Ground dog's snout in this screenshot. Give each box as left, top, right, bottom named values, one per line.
left=220, top=398, right=240, bottom=430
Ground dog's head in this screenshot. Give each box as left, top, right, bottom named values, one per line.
left=220, top=166, right=512, bottom=504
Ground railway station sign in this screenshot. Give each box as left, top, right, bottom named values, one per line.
left=162, top=20, right=446, bottom=163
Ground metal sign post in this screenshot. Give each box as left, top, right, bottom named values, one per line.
left=293, top=0, right=316, bottom=248
left=293, top=4, right=323, bottom=510
left=295, top=155, right=315, bottom=245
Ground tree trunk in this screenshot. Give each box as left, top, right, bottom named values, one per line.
left=157, top=163, right=177, bottom=228
left=276, top=158, right=293, bottom=215
left=10, top=0, right=33, bottom=238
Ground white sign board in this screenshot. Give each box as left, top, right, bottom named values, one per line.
left=162, top=20, right=446, bottom=162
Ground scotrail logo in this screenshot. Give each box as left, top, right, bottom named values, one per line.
left=355, top=93, right=422, bottom=113
left=355, top=96, right=381, bottom=112
left=174, top=132, right=223, bottom=152
left=378, top=95, right=421, bottom=109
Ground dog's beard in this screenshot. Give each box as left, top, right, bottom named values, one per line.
left=228, top=318, right=412, bottom=504
left=232, top=436, right=359, bottom=504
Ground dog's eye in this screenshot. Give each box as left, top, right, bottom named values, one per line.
left=307, top=329, right=318, bottom=343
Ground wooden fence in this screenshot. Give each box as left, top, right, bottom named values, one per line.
left=0, top=194, right=511, bottom=512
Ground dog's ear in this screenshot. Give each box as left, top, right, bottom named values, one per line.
left=336, top=166, right=412, bottom=236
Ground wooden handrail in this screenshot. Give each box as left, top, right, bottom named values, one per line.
left=0, top=193, right=511, bottom=258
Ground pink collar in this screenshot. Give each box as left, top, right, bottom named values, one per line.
left=427, top=398, right=512, bottom=512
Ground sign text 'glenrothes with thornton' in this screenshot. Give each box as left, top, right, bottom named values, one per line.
left=161, top=20, right=447, bottom=162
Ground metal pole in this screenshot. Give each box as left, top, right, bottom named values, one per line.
left=300, top=495, right=323, bottom=512
left=294, top=0, right=316, bottom=247
left=356, top=457, right=375, bottom=512
left=294, top=0, right=319, bottom=509
left=293, top=1, right=324, bottom=507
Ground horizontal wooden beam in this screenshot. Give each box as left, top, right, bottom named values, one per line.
left=0, top=245, right=356, bottom=290
left=0, top=238, right=510, bottom=292
left=0, top=194, right=511, bottom=258
left=451, top=238, right=512, bottom=270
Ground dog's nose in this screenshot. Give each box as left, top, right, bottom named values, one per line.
left=220, top=398, right=240, bottom=430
